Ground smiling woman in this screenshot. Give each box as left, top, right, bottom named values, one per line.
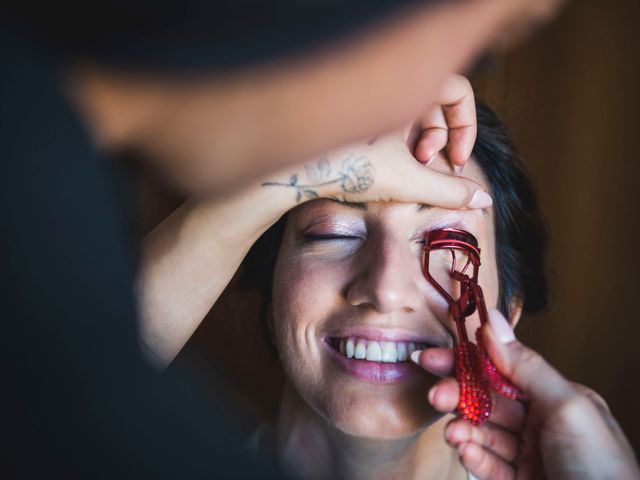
left=238, top=103, right=548, bottom=479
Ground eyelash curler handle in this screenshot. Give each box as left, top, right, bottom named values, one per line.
left=472, top=283, right=523, bottom=400
left=451, top=301, right=493, bottom=425
left=423, top=228, right=523, bottom=425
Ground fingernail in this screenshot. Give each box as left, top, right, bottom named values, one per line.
left=410, top=350, right=423, bottom=365
left=467, top=190, right=493, bottom=209
left=454, top=164, right=464, bottom=174
left=427, top=385, right=437, bottom=405
left=488, top=308, right=516, bottom=344
left=426, top=153, right=437, bottom=165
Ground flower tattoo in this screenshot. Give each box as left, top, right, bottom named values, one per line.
left=261, top=155, right=376, bottom=203
left=339, top=156, right=375, bottom=193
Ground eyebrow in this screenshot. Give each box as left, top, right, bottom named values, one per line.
left=327, top=199, right=368, bottom=210
left=328, top=199, right=433, bottom=212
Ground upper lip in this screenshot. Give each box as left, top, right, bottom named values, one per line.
left=323, top=325, right=451, bottom=348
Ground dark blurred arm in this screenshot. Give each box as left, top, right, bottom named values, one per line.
left=66, top=0, right=566, bottom=196
left=0, top=28, right=286, bottom=479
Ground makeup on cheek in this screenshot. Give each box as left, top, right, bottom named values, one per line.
left=422, top=228, right=523, bottom=425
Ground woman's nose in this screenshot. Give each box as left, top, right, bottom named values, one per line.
left=345, top=240, right=423, bottom=314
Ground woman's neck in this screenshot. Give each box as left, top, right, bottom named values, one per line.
left=274, top=382, right=467, bottom=480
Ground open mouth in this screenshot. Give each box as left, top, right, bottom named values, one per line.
left=327, top=337, right=429, bottom=363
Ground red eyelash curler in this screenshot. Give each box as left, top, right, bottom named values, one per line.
left=422, top=228, right=522, bottom=425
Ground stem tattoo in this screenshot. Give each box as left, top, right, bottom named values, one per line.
left=262, top=155, right=375, bottom=203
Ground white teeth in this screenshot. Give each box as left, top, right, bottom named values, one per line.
left=365, top=341, right=382, bottom=361
left=346, top=338, right=355, bottom=358
left=397, top=342, right=408, bottom=361
left=381, top=342, right=397, bottom=363
left=334, top=337, right=427, bottom=363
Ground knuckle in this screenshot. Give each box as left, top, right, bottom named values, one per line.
left=459, top=75, right=472, bottom=93
left=483, top=427, right=498, bottom=451
left=556, top=393, right=594, bottom=422
left=571, top=383, right=610, bottom=411
left=424, top=129, right=448, bottom=148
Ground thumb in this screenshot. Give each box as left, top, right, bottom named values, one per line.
left=397, top=161, right=493, bottom=210
left=483, top=309, right=575, bottom=413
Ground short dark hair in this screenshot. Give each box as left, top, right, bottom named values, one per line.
left=240, top=102, right=548, bottom=343
left=473, top=103, right=548, bottom=314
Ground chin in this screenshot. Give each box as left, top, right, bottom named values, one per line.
left=321, top=394, right=439, bottom=441
left=330, top=415, right=428, bottom=441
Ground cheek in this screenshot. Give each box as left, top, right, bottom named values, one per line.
left=272, top=256, right=343, bottom=330
left=271, top=254, right=350, bottom=377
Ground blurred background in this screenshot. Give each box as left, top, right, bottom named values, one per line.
left=140, top=0, right=640, bottom=454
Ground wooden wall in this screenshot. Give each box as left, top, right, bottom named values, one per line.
left=473, top=0, right=640, bottom=452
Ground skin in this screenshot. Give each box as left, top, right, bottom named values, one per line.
left=32, top=0, right=638, bottom=474
left=269, top=153, right=513, bottom=479
left=417, top=312, right=640, bottom=479
left=267, top=151, right=640, bottom=479
left=138, top=76, right=489, bottom=366
left=137, top=117, right=638, bottom=478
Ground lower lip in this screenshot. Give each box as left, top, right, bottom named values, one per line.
left=322, top=339, right=422, bottom=385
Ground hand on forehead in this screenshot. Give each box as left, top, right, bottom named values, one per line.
left=367, top=130, right=490, bottom=200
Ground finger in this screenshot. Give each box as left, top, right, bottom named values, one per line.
left=483, top=309, right=576, bottom=412
left=412, top=347, right=454, bottom=377
left=398, top=162, right=492, bottom=209
left=458, top=442, right=516, bottom=480
left=416, top=127, right=448, bottom=165
left=427, top=377, right=460, bottom=413
left=435, top=74, right=477, bottom=167
left=425, top=374, right=526, bottom=433
left=402, top=121, right=418, bottom=145
left=571, top=382, right=610, bottom=412
left=446, top=418, right=520, bottom=463
left=414, top=107, right=448, bottom=164
left=486, top=392, right=527, bottom=433
left=413, top=348, right=525, bottom=431
left=570, top=383, right=633, bottom=446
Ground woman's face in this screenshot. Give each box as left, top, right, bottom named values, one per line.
left=271, top=155, right=499, bottom=439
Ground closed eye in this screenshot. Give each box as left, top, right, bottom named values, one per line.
left=302, top=233, right=361, bottom=242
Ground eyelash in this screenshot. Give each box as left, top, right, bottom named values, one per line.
left=302, top=233, right=361, bottom=242
left=303, top=225, right=469, bottom=245
left=305, top=234, right=439, bottom=244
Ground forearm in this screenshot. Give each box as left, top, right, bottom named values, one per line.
left=202, top=0, right=545, bottom=192
left=137, top=180, right=293, bottom=366
left=137, top=145, right=368, bottom=366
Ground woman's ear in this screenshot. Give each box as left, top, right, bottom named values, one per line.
left=508, top=297, right=524, bottom=328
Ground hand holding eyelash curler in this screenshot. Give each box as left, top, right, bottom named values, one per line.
left=422, top=228, right=523, bottom=425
